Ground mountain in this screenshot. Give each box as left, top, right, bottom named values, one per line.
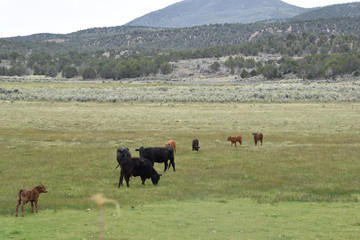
left=126, top=0, right=308, bottom=28
left=290, top=2, right=360, bottom=21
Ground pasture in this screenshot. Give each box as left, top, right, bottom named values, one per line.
left=0, top=100, right=360, bottom=239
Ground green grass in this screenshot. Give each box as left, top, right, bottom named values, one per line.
left=0, top=101, right=359, bottom=239
left=1, top=200, right=360, bottom=239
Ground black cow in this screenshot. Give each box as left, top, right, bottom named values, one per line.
left=192, top=139, right=200, bottom=151
left=136, top=146, right=175, bottom=172
left=115, top=146, right=132, bottom=169
left=118, top=157, right=161, bottom=187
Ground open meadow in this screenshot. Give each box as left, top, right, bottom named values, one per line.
left=0, top=78, right=360, bottom=239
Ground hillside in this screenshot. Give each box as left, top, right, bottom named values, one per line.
left=126, top=0, right=308, bottom=28
left=2, top=16, right=360, bottom=55
left=291, top=2, right=360, bottom=21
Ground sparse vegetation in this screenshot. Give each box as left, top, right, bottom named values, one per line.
left=1, top=78, right=359, bottom=102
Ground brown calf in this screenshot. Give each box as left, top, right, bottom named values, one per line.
left=252, top=133, right=263, bottom=146
left=165, top=140, right=176, bottom=153
left=227, top=136, right=242, bottom=146
left=15, top=184, right=48, bottom=217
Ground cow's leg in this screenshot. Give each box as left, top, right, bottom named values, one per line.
left=15, top=199, right=21, bottom=217
left=118, top=169, right=124, bottom=188
left=164, top=162, right=168, bottom=172
left=21, top=202, right=26, bottom=217
left=141, top=176, right=146, bottom=185
left=254, top=139, right=257, bottom=146
left=125, top=174, right=130, bottom=187
left=34, top=200, right=39, bottom=213
left=31, top=201, right=34, bottom=213
left=171, top=159, right=176, bottom=172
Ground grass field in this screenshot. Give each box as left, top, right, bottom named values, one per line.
left=0, top=100, right=360, bottom=239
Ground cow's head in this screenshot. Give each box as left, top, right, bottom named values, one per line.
left=36, top=184, right=48, bottom=193
left=151, top=173, right=162, bottom=185
left=135, top=146, right=145, bottom=158
left=117, top=147, right=131, bottom=163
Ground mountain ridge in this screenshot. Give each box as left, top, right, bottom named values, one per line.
left=126, top=0, right=308, bottom=28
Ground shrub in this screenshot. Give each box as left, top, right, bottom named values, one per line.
left=210, top=62, right=221, bottom=73
left=82, top=68, right=97, bottom=80
left=62, top=66, right=78, bottom=79
left=240, top=69, right=250, bottom=78
left=262, top=64, right=278, bottom=80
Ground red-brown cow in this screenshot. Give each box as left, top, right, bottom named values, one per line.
left=252, top=133, right=263, bottom=146
left=15, top=184, right=48, bottom=217
left=227, top=136, right=242, bottom=146
left=165, top=140, right=176, bottom=153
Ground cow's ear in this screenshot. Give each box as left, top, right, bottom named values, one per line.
left=158, top=174, right=162, bottom=177
left=126, top=148, right=129, bottom=150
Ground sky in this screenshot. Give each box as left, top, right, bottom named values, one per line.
left=1, top=0, right=359, bottom=38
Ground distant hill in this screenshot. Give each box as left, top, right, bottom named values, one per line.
left=2, top=16, right=360, bottom=54
left=290, top=2, right=360, bottom=21
left=126, top=0, right=308, bottom=28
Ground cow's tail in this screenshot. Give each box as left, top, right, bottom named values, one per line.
left=17, top=189, right=23, bottom=203
left=115, top=163, right=120, bottom=169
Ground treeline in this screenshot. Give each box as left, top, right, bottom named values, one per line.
left=166, top=33, right=360, bottom=59
left=1, top=33, right=360, bottom=80
left=0, top=51, right=173, bottom=79
left=219, top=52, right=360, bottom=80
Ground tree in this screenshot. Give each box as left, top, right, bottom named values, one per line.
left=7, top=67, right=17, bottom=76
left=0, top=66, right=8, bottom=76
left=99, top=64, right=113, bottom=79
left=240, top=69, right=250, bottom=78
left=160, top=62, right=173, bottom=75
left=46, top=65, right=58, bottom=77
left=210, top=61, right=220, bottom=73
left=9, top=51, right=20, bottom=64
left=262, top=64, right=278, bottom=80
left=62, top=66, right=78, bottom=78
left=82, top=67, right=97, bottom=80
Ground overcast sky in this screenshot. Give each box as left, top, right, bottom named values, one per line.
left=1, top=0, right=359, bottom=38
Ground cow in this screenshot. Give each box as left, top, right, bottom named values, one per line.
left=165, top=140, right=176, bottom=153
left=192, top=139, right=200, bottom=151
left=15, top=184, right=48, bottom=217
left=227, top=136, right=242, bottom=146
left=252, top=133, right=263, bottom=146
left=115, top=146, right=131, bottom=169
left=136, top=146, right=175, bottom=172
left=118, top=157, right=161, bottom=187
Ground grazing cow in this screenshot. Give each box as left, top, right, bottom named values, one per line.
left=192, top=139, right=200, bottom=151
left=252, top=133, right=263, bottom=146
left=227, top=136, right=242, bottom=146
left=118, top=157, right=161, bottom=187
left=165, top=140, right=176, bottom=153
left=15, top=184, right=48, bottom=217
left=115, top=146, right=131, bottom=169
left=136, top=146, right=175, bottom=172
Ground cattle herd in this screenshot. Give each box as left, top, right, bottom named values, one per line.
left=15, top=134, right=263, bottom=217
left=116, top=133, right=263, bottom=188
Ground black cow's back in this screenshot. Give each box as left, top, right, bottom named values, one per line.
left=136, top=146, right=175, bottom=172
